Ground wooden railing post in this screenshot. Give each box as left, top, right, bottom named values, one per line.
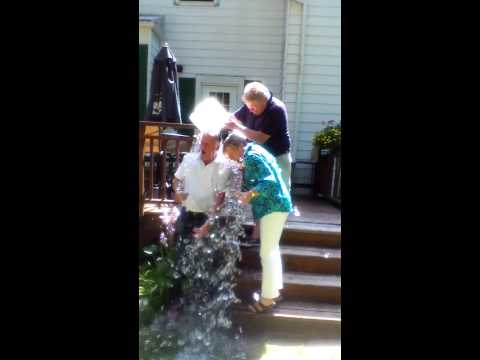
left=140, top=121, right=196, bottom=208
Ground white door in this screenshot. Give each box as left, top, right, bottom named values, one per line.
left=201, top=85, right=240, bottom=112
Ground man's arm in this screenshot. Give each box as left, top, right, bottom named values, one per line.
left=173, top=177, right=188, bottom=204
left=224, top=116, right=271, bottom=144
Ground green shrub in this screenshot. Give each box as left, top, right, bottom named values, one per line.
left=313, top=122, right=341, bottom=150
left=139, top=244, right=175, bottom=326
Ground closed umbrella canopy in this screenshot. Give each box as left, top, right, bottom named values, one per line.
left=144, top=43, right=182, bottom=123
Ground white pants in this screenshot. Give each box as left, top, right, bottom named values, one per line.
left=259, top=211, right=289, bottom=299
left=275, top=152, right=292, bottom=191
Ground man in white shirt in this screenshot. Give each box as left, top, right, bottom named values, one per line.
left=173, top=132, right=231, bottom=238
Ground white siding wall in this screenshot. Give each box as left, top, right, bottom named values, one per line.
left=297, top=0, right=341, bottom=161
left=139, top=0, right=286, bottom=104
left=286, top=0, right=340, bottom=187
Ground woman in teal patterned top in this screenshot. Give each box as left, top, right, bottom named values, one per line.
left=223, top=133, right=293, bottom=313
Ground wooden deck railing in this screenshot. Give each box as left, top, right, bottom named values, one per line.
left=139, top=121, right=196, bottom=216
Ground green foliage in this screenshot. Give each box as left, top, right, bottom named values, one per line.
left=139, top=244, right=176, bottom=327
left=313, top=122, right=341, bottom=150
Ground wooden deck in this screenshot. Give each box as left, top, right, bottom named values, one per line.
left=143, top=195, right=341, bottom=229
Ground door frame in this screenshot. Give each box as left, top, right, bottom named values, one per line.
left=195, top=75, right=245, bottom=111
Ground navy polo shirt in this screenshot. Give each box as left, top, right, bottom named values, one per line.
left=234, top=93, right=291, bottom=157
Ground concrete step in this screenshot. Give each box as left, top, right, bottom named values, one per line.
left=231, top=300, right=341, bottom=340
left=239, top=245, right=341, bottom=275
left=236, top=270, right=341, bottom=304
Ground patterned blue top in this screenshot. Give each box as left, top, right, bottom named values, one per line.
left=242, top=143, right=293, bottom=220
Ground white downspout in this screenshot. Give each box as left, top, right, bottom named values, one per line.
left=292, top=0, right=307, bottom=162
left=281, top=0, right=290, bottom=102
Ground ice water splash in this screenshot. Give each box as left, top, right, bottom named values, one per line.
left=293, top=205, right=301, bottom=217
left=140, top=160, right=248, bottom=360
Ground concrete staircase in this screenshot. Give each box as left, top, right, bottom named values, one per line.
left=232, top=223, right=341, bottom=340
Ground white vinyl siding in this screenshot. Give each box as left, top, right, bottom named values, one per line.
left=140, top=0, right=286, bottom=99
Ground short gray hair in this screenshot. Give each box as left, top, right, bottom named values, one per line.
left=223, top=133, right=248, bottom=150
left=242, top=82, right=270, bottom=102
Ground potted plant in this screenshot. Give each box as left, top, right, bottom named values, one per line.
left=311, top=122, right=341, bottom=200
left=311, top=121, right=341, bottom=161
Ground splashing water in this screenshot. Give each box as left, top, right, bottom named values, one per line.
left=140, top=160, right=248, bottom=360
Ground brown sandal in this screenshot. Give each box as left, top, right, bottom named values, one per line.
left=247, top=291, right=282, bottom=314
left=248, top=299, right=277, bottom=314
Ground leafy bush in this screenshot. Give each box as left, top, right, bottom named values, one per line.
left=139, top=244, right=175, bottom=326
left=313, top=121, right=341, bottom=150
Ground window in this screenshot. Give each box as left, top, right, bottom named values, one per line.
left=209, top=92, right=230, bottom=111
left=174, top=0, right=219, bottom=6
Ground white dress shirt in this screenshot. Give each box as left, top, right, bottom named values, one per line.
left=174, top=152, right=231, bottom=213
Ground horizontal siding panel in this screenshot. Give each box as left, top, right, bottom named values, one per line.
left=307, top=6, right=341, bottom=17
left=141, top=0, right=285, bottom=18
left=286, top=74, right=299, bottom=84
left=220, top=0, right=285, bottom=12
left=305, top=36, right=341, bottom=47
left=285, top=93, right=340, bottom=105
left=174, top=48, right=283, bottom=62
left=295, top=150, right=312, bottom=160
left=304, top=64, right=340, bottom=76
left=286, top=53, right=300, bottom=65
left=297, top=113, right=341, bottom=123
left=287, top=103, right=341, bottom=114
left=306, top=25, right=340, bottom=37
left=288, top=17, right=303, bottom=26
left=287, top=74, right=340, bottom=86
left=304, top=55, right=340, bottom=66
left=166, top=23, right=285, bottom=35
left=306, top=15, right=340, bottom=26
left=181, top=65, right=281, bottom=77
left=176, top=56, right=282, bottom=69
left=286, top=64, right=340, bottom=77
left=287, top=44, right=300, bottom=53
left=164, top=15, right=284, bottom=27
left=309, top=0, right=341, bottom=7
left=165, top=31, right=284, bottom=45
left=290, top=44, right=340, bottom=57
left=288, top=24, right=302, bottom=35
left=303, top=76, right=340, bottom=85
left=296, top=122, right=333, bottom=133
left=302, top=103, right=340, bottom=113
left=170, top=39, right=283, bottom=52
left=303, top=83, right=341, bottom=95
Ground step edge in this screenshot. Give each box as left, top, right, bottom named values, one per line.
left=241, top=248, right=341, bottom=259
left=238, top=270, right=342, bottom=288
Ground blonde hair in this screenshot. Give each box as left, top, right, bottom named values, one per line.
left=242, top=82, right=270, bottom=103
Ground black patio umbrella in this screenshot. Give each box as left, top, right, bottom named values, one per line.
left=144, top=43, right=182, bottom=123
